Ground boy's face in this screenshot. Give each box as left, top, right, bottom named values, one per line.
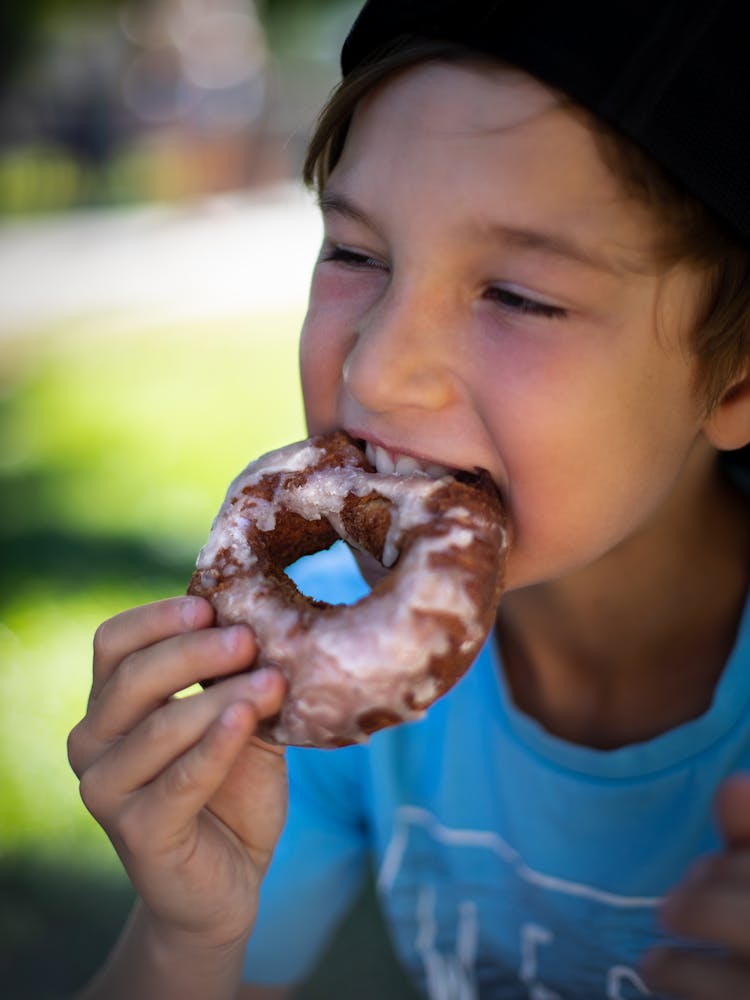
left=300, top=61, right=711, bottom=591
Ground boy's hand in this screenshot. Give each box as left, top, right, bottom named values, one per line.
left=642, top=774, right=750, bottom=998
left=67, top=597, right=288, bottom=953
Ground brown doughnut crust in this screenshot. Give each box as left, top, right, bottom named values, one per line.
left=188, top=431, right=508, bottom=748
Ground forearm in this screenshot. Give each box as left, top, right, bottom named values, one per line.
left=78, top=901, right=249, bottom=1000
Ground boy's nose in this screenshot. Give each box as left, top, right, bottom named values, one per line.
left=342, top=282, right=458, bottom=416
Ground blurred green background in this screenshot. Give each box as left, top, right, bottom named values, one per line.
left=1, top=315, right=307, bottom=995
left=0, top=0, right=419, bottom=996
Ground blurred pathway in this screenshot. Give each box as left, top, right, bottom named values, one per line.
left=0, top=183, right=322, bottom=337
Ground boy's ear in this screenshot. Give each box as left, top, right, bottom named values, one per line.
left=703, top=366, right=750, bottom=451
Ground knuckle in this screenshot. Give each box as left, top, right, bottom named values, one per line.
left=109, top=650, right=142, bottom=701
left=92, top=618, right=115, bottom=662
left=116, top=799, right=150, bottom=854
left=164, top=751, right=203, bottom=801
left=140, top=701, right=173, bottom=747
left=66, top=721, right=86, bottom=775
left=78, top=765, right=105, bottom=818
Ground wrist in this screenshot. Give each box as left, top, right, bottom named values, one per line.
left=139, top=904, right=251, bottom=993
left=143, top=904, right=251, bottom=954
left=80, top=902, right=252, bottom=1000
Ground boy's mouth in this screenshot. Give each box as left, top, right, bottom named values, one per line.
left=349, top=434, right=507, bottom=587
left=363, top=441, right=453, bottom=480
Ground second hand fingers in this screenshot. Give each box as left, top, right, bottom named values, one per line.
left=80, top=668, right=286, bottom=813
left=124, top=700, right=271, bottom=852
left=70, top=624, right=257, bottom=778
left=642, top=946, right=750, bottom=999
left=91, top=596, right=215, bottom=695
left=80, top=704, right=260, bottom=890
left=84, top=624, right=258, bottom=755
left=659, top=855, right=750, bottom=956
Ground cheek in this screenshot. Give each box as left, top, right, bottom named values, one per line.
left=299, top=267, right=381, bottom=433
left=299, top=308, right=349, bottom=434
left=479, top=338, right=702, bottom=585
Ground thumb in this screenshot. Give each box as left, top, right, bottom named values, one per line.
left=715, top=772, right=750, bottom=847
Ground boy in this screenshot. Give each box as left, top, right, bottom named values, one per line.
left=68, top=1, right=750, bottom=996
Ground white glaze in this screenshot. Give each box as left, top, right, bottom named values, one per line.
left=193, top=437, right=506, bottom=746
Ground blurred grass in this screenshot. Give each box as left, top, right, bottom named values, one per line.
left=1, top=312, right=305, bottom=854
left=0, top=140, right=239, bottom=217
left=0, top=315, right=303, bottom=993
left=1, top=316, right=306, bottom=549
left=0, top=315, right=417, bottom=998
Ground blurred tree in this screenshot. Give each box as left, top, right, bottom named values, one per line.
left=262, top=0, right=342, bottom=10
left=0, top=0, right=345, bottom=95
left=1, top=0, right=116, bottom=94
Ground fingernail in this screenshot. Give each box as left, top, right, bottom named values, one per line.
left=242, top=668, right=277, bottom=694
left=180, top=597, right=203, bottom=628
left=220, top=702, right=249, bottom=731
left=221, top=625, right=247, bottom=651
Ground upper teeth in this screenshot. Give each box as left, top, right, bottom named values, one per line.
left=365, top=442, right=450, bottom=479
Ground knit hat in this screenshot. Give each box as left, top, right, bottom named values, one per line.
left=341, top=0, right=749, bottom=245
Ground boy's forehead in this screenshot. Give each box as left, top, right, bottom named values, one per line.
left=361, top=61, right=562, bottom=138
left=340, top=0, right=750, bottom=246
left=340, top=66, right=626, bottom=211
left=329, top=64, right=664, bottom=275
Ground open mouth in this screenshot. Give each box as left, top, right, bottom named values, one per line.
left=359, top=440, right=490, bottom=491
left=363, top=441, right=453, bottom=480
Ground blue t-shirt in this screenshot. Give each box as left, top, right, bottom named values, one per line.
left=244, top=542, right=750, bottom=998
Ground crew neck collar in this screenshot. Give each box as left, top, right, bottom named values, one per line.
left=488, top=584, right=750, bottom=779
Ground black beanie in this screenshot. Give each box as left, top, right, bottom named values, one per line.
left=341, top=0, right=749, bottom=246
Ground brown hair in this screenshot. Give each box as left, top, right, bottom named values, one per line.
left=303, top=37, right=750, bottom=415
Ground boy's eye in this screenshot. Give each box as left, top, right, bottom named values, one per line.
left=321, top=245, right=387, bottom=270
left=486, top=286, right=567, bottom=320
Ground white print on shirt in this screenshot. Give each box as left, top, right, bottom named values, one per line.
left=607, top=967, right=650, bottom=999
left=378, top=805, right=659, bottom=999
left=415, top=885, right=479, bottom=1000
left=519, top=923, right=561, bottom=999
left=517, top=928, right=651, bottom=1000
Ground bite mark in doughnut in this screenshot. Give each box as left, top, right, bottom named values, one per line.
left=188, top=431, right=508, bottom=748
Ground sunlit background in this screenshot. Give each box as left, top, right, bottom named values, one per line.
left=0, top=1, right=417, bottom=995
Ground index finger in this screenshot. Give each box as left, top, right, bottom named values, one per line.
left=91, top=596, right=214, bottom=696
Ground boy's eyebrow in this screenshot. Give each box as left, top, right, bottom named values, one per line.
left=319, top=189, right=647, bottom=275
left=481, top=223, right=646, bottom=275
left=318, top=190, right=384, bottom=236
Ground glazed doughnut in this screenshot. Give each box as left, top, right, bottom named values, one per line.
left=188, top=431, right=507, bottom=748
